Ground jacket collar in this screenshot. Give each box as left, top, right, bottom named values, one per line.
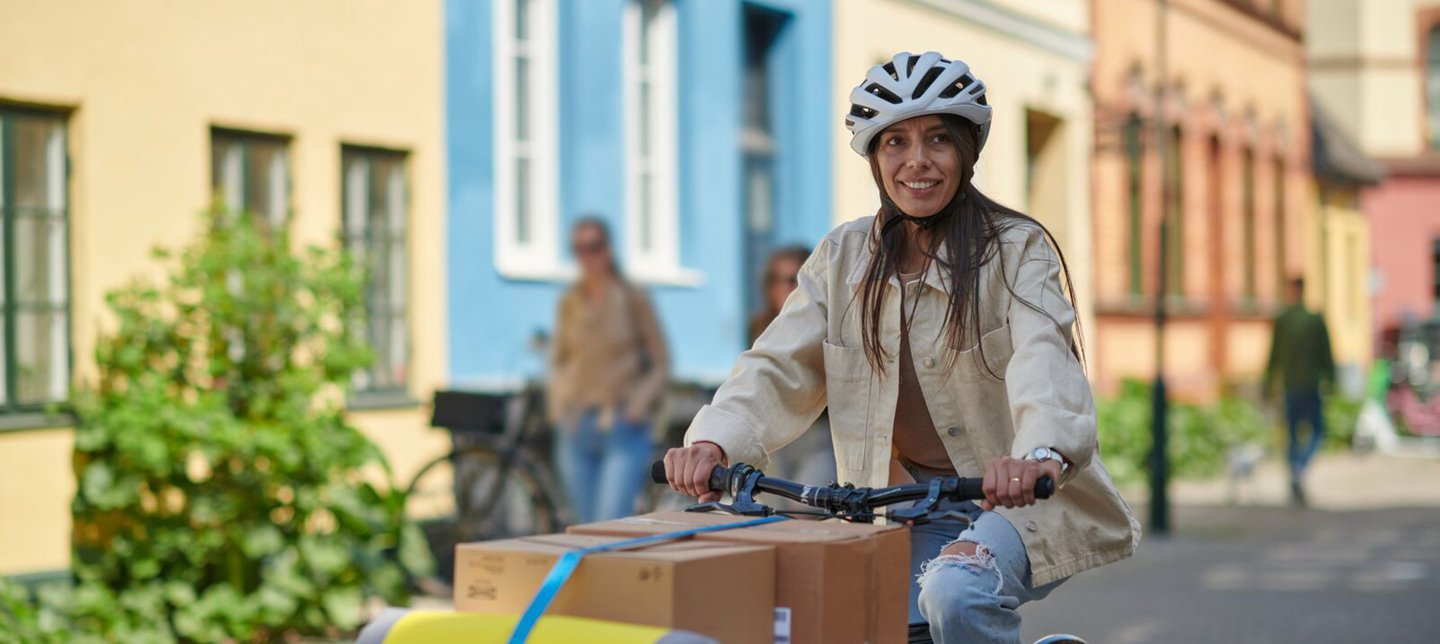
left=845, top=239, right=952, bottom=294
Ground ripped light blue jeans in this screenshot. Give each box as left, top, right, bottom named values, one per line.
left=908, top=466, right=1065, bottom=643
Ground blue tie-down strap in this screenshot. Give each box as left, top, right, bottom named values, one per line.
left=507, top=515, right=787, bottom=644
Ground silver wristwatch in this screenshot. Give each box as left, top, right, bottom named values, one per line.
left=1025, top=446, right=1070, bottom=473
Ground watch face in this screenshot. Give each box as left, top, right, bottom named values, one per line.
left=1030, top=447, right=1051, bottom=460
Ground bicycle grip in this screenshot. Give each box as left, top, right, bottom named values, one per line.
left=649, top=461, right=728, bottom=493
left=955, top=476, right=1054, bottom=501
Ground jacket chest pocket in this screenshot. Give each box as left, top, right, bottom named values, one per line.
left=953, top=323, right=1014, bottom=383
left=822, top=340, right=872, bottom=472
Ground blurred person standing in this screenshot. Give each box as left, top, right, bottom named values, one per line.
left=549, top=217, right=670, bottom=523
left=751, top=247, right=837, bottom=490
left=1264, top=277, right=1336, bottom=506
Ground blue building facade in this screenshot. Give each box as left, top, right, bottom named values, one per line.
left=446, top=0, right=832, bottom=388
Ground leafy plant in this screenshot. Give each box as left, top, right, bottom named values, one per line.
left=1097, top=379, right=1276, bottom=486
left=33, top=209, right=432, bottom=642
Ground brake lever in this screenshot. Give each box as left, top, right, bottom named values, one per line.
left=887, top=478, right=944, bottom=524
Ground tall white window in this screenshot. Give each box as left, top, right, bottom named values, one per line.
left=494, top=0, right=560, bottom=278
left=624, top=0, right=689, bottom=282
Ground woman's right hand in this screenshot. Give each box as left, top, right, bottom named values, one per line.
left=663, top=442, right=726, bottom=503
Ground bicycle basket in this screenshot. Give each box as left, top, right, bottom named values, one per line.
left=430, top=390, right=511, bottom=435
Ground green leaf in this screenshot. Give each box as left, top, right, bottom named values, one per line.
left=242, top=524, right=285, bottom=558
left=321, top=587, right=363, bottom=631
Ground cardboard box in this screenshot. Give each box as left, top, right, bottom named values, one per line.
left=569, top=513, right=910, bottom=644
left=455, top=533, right=775, bottom=643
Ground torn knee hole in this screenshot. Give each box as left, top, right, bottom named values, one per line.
left=916, top=543, right=998, bottom=591
left=941, top=541, right=981, bottom=558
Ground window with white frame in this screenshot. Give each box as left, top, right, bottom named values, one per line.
left=342, top=146, right=410, bottom=395
left=0, top=108, right=71, bottom=411
left=210, top=128, right=291, bottom=227
left=493, top=0, right=560, bottom=278
left=623, top=0, right=683, bottom=280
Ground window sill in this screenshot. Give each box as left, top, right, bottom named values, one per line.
left=628, top=266, right=705, bottom=288
left=347, top=390, right=422, bottom=412
left=0, top=411, right=76, bottom=433
left=495, top=260, right=576, bottom=284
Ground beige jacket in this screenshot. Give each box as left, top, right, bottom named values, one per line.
left=685, top=217, right=1140, bottom=586
left=549, top=281, right=669, bottom=428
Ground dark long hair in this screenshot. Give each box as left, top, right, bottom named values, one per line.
left=858, top=114, right=1084, bottom=377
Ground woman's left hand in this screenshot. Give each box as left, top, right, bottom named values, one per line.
left=980, top=456, right=1062, bottom=511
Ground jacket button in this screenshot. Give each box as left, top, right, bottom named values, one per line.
left=1025, top=520, right=1039, bottom=532
left=946, top=427, right=960, bottom=437
left=922, top=357, right=936, bottom=369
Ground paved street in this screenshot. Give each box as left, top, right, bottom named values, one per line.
left=1021, top=454, right=1440, bottom=643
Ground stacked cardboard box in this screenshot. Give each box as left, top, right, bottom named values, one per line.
left=454, top=533, right=776, bottom=643
left=569, top=512, right=910, bottom=644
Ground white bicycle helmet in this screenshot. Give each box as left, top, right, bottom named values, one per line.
left=845, top=51, right=992, bottom=157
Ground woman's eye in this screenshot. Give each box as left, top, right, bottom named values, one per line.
left=884, top=136, right=903, bottom=146
left=930, top=134, right=950, bottom=144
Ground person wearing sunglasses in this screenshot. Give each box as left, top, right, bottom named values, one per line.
left=549, top=217, right=670, bottom=523
left=750, top=246, right=813, bottom=345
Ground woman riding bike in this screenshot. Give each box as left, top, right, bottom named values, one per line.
left=663, top=51, right=1140, bottom=643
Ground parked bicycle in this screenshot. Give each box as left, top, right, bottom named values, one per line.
left=404, top=387, right=567, bottom=583
left=648, top=461, right=1085, bottom=644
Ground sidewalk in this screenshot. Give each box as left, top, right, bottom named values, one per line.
left=1121, top=450, right=1440, bottom=510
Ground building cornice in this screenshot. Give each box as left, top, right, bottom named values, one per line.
left=902, top=0, right=1094, bottom=62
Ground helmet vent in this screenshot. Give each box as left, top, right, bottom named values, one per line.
left=865, top=83, right=902, bottom=105
left=938, top=74, right=973, bottom=99
left=913, top=67, right=944, bottom=99
left=849, top=104, right=878, bottom=119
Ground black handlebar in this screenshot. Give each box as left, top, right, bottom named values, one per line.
left=649, top=461, right=1054, bottom=516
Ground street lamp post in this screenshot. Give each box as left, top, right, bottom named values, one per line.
left=1150, top=0, right=1172, bottom=536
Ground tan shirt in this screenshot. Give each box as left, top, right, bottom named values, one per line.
left=894, top=271, right=955, bottom=474
left=685, top=216, right=1140, bottom=586
left=548, top=280, right=669, bottom=427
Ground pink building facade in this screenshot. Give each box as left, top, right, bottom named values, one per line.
left=1364, top=163, right=1440, bottom=340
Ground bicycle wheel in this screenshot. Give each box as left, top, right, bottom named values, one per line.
left=450, top=446, right=560, bottom=541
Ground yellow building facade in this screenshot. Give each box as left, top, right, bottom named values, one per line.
left=0, top=0, right=447, bottom=576
left=831, top=0, right=1097, bottom=332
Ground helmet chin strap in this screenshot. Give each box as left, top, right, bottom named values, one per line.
left=879, top=191, right=963, bottom=234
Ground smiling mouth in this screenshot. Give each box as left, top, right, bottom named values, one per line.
left=901, top=180, right=940, bottom=191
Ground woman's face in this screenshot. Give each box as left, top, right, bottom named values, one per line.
left=571, top=225, right=612, bottom=278
left=874, top=114, right=962, bottom=218
left=765, top=257, right=803, bottom=312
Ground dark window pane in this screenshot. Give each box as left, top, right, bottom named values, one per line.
left=516, top=156, right=531, bottom=244
left=11, top=116, right=65, bottom=211
left=640, top=171, right=653, bottom=251
left=1124, top=115, right=1143, bottom=296
left=516, top=56, right=531, bottom=143
left=245, top=139, right=289, bottom=223
left=14, top=215, right=66, bottom=305
left=639, top=80, right=653, bottom=157
left=515, top=0, right=530, bottom=41
left=1429, top=28, right=1440, bottom=149
left=1243, top=149, right=1256, bottom=299
left=341, top=147, right=409, bottom=393
left=15, top=310, right=67, bottom=405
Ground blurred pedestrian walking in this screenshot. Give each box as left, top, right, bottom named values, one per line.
left=1264, top=277, right=1336, bottom=506
left=548, top=217, right=670, bottom=523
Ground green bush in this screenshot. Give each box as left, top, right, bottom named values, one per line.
left=1097, top=379, right=1275, bottom=486
left=4, top=210, right=431, bottom=643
